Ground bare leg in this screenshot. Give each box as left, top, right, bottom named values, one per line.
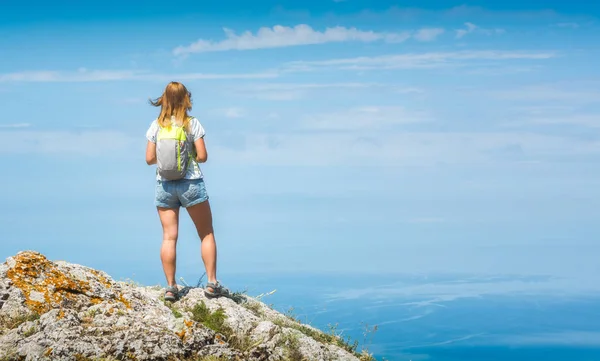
left=157, top=207, right=180, bottom=287
left=186, top=200, right=217, bottom=284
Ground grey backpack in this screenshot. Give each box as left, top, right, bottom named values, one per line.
left=155, top=123, right=193, bottom=180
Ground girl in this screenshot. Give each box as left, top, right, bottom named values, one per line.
left=145, top=81, right=229, bottom=301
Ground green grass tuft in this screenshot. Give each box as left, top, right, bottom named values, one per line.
left=189, top=301, right=231, bottom=335
left=272, top=317, right=359, bottom=356
left=0, top=312, right=40, bottom=333
left=276, top=332, right=303, bottom=361
left=241, top=301, right=264, bottom=317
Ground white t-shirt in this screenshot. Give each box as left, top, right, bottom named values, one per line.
left=146, top=116, right=206, bottom=180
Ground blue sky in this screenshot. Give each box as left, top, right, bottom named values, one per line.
left=1, top=0, right=599, bottom=289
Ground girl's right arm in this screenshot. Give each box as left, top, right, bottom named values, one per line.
left=146, top=141, right=157, bottom=165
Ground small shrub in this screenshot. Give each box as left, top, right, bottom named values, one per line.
left=189, top=301, right=231, bottom=335
left=242, top=301, right=263, bottom=317
left=284, top=306, right=297, bottom=321
left=164, top=301, right=183, bottom=318
left=358, top=350, right=377, bottom=361
left=0, top=312, right=40, bottom=331
left=227, top=333, right=257, bottom=352
left=272, top=317, right=359, bottom=355
left=0, top=348, right=22, bottom=361
left=23, top=326, right=36, bottom=337
left=277, top=332, right=303, bottom=361
left=171, top=308, right=183, bottom=318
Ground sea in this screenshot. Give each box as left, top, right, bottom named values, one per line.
left=213, top=272, right=600, bottom=361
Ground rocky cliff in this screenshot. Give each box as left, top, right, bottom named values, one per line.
left=0, top=251, right=368, bottom=361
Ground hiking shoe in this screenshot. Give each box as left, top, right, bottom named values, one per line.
left=164, top=285, right=178, bottom=302
left=204, top=281, right=230, bottom=299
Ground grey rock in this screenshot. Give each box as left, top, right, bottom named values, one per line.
left=6, top=256, right=16, bottom=269
left=251, top=320, right=279, bottom=342
left=1, top=251, right=361, bottom=361
left=197, top=343, right=244, bottom=359
left=28, top=290, right=45, bottom=303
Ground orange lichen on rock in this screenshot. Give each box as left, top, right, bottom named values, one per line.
left=117, top=294, right=132, bottom=309
left=214, top=333, right=227, bottom=345
left=5, top=251, right=111, bottom=315
left=90, top=269, right=112, bottom=289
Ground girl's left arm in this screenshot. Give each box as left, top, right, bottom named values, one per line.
left=194, top=138, right=207, bottom=163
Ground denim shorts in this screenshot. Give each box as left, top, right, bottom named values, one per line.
left=155, top=178, right=209, bottom=208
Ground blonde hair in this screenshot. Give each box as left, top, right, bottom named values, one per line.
left=149, top=81, right=192, bottom=129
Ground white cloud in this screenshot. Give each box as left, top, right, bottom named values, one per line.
left=455, top=22, right=505, bottom=38
left=229, top=82, right=423, bottom=101
left=493, top=85, right=600, bottom=128
left=494, top=85, right=600, bottom=104
left=0, top=123, right=30, bottom=128
left=463, top=65, right=542, bottom=76
left=0, top=69, right=137, bottom=82
left=413, top=27, right=445, bottom=41
left=0, top=130, right=137, bottom=156
left=0, top=68, right=277, bottom=83
left=301, top=106, right=430, bottom=130
left=284, top=50, right=556, bottom=71
left=210, top=131, right=599, bottom=167
left=324, top=274, right=600, bottom=302
left=526, top=114, right=600, bottom=128
left=502, top=104, right=600, bottom=129
left=354, top=5, right=566, bottom=24
left=211, top=107, right=246, bottom=118
left=455, top=22, right=478, bottom=38
left=172, top=24, right=442, bottom=55
left=504, top=101, right=600, bottom=129
left=250, top=91, right=302, bottom=101
left=224, top=108, right=245, bottom=118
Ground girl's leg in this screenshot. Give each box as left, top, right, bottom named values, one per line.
left=158, top=207, right=180, bottom=287
left=186, top=200, right=217, bottom=284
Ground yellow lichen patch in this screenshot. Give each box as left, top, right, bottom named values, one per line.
left=90, top=269, right=112, bottom=289
left=44, top=348, right=53, bottom=357
left=176, top=329, right=186, bottom=340
left=184, top=319, right=193, bottom=328
left=117, top=294, right=132, bottom=309
left=57, top=309, right=65, bottom=319
left=5, top=252, right=103, bottom=315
